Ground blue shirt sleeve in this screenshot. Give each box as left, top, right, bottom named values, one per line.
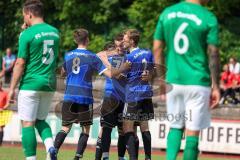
left=92, top=55, right=107, bottom=75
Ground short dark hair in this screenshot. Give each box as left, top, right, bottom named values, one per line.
left=114, top=32, right=124, bottom=42
left=23, top=0, right=44, bottom=17
left=73, top=28, right=89, bottom=45
left=125, top=29, right=140, bottom=46
left=103, top=41, right=115, bottom=51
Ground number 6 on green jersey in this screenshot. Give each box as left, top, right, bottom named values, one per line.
left=174, top=22, right=189, bottom=55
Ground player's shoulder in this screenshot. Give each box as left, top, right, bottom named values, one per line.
left=43, top=23, right=59, bottom=33
left=205, top=10, right=217, bottom=23
left=139, top=48, right=152, bottom=54
left=19, top=28, right=30, bottom=39
left=129, top=48, right=151, bottom=59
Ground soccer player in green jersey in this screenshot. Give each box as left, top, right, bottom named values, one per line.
left=8, top=0, right=59, bottom=160
left=153, top=0, right=220, bottom=160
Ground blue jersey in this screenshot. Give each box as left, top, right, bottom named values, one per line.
left=126, top=48, right=154, bottom=102
left=64, top=48, right=106, bottom=104
left=104, top=54, right=126, bottom=101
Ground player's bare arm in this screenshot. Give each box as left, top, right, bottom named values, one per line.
left=153, top=40, right=166, bottom=95
left=61, top=67, right=66, bottom=77
left=97, top=51, right=112, bottom=68
left=153, top=40, right=165, bottom=78
left=208, top=45, right=221, bottom=109
left=8, top=58, right=25, bottom=100
left=102, top=61, right=131, bottom=78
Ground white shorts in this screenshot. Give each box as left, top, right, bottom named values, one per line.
left=18, top=90, right=54, bottom=121
left=166, top=84, right=211, bottom=131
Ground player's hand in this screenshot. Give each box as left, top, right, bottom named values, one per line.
left=210, top=87, right=220, bottom=109
left=8, top=89, right=15, bottom=104
left=122, top=61, right=131, bottom=71
left=141, top=70, right=150, bottom=81
left=116, top=74, right=127, bottom=80
left=21, top=23, right=28, bottom=30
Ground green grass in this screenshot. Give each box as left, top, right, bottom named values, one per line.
left=0, top=146, right=235, bottom=160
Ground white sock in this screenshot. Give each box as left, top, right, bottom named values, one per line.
left=44, top=137, right=54, bottom=152
left=26, top=156, right=36, bottom=160
left=102, top=152, right=109, bottom=158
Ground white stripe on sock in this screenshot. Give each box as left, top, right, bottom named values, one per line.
left=44, top=137, right=54, bottom=152
left=102, top=152, right=109, bottom=158
left=26, top=156, right=36, bottom=160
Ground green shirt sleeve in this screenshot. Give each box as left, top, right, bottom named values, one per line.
left=207, top=14, right=219, bottom=46
left=18, top=31, right=29, bottom=59
left=154, top=13, right=165, bottom=40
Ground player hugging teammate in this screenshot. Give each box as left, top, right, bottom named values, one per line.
left=95, top=33, right=129, bottom=160
left=94, top=30, right=154, bottom=160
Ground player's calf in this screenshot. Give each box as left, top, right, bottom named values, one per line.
left=95, top=136, right=102, bottom=160
left=74, top=125, right=91, bottom=160
left=35, top=120, right=57, bottom=160
left=139, top=121, right=152, bottom=160
left=183, top=130, right=200, bottom=160
left=117, top=133, right=126, bottom=159
left=54, top=125, right=71, bottom=149
left=101, top=126, right=112, bottom=160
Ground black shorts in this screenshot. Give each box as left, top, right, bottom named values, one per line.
left=100, top=97, right=124, bottom=128
left=62, top=101, right=93, bottom=127
left=123, top=98, right=154, bottom=121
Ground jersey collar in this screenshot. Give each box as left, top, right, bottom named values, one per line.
left=131, top=47, right=139, bottom=52
left=77, top=47, right=87, bottom=50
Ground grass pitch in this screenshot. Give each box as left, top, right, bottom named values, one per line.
left=0, top=146, right=237, bottom=160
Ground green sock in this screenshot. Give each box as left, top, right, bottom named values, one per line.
left=35, top=120, right=53, bottom=151
left=22, top=126, right=37, bottom=157
left=167, top=128, right=184, bottom=160
left=183, top=136, right=199, bottom=160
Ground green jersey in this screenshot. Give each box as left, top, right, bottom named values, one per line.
left=18, top=23, right=60, bottom=91
left=154, top=1, right=218, bottom=86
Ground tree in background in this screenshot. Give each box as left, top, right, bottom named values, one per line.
left=0, top=0, right=239, bottom=63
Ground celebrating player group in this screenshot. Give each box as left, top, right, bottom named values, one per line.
left=7, top=0, right=220, bottom=160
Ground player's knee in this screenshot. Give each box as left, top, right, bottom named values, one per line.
left=21, top=120, right=35, bottom=127
left=124, top=127, right=134, bottom=133
left=123, top=121, right=134, bottom=133
left=82, top=125, right=91, bottom=135
left=62, top=125, right=71, bottom=133
left=140, top=122, right=149, bottom=132
left=185, top=129, right=200, bottom=137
